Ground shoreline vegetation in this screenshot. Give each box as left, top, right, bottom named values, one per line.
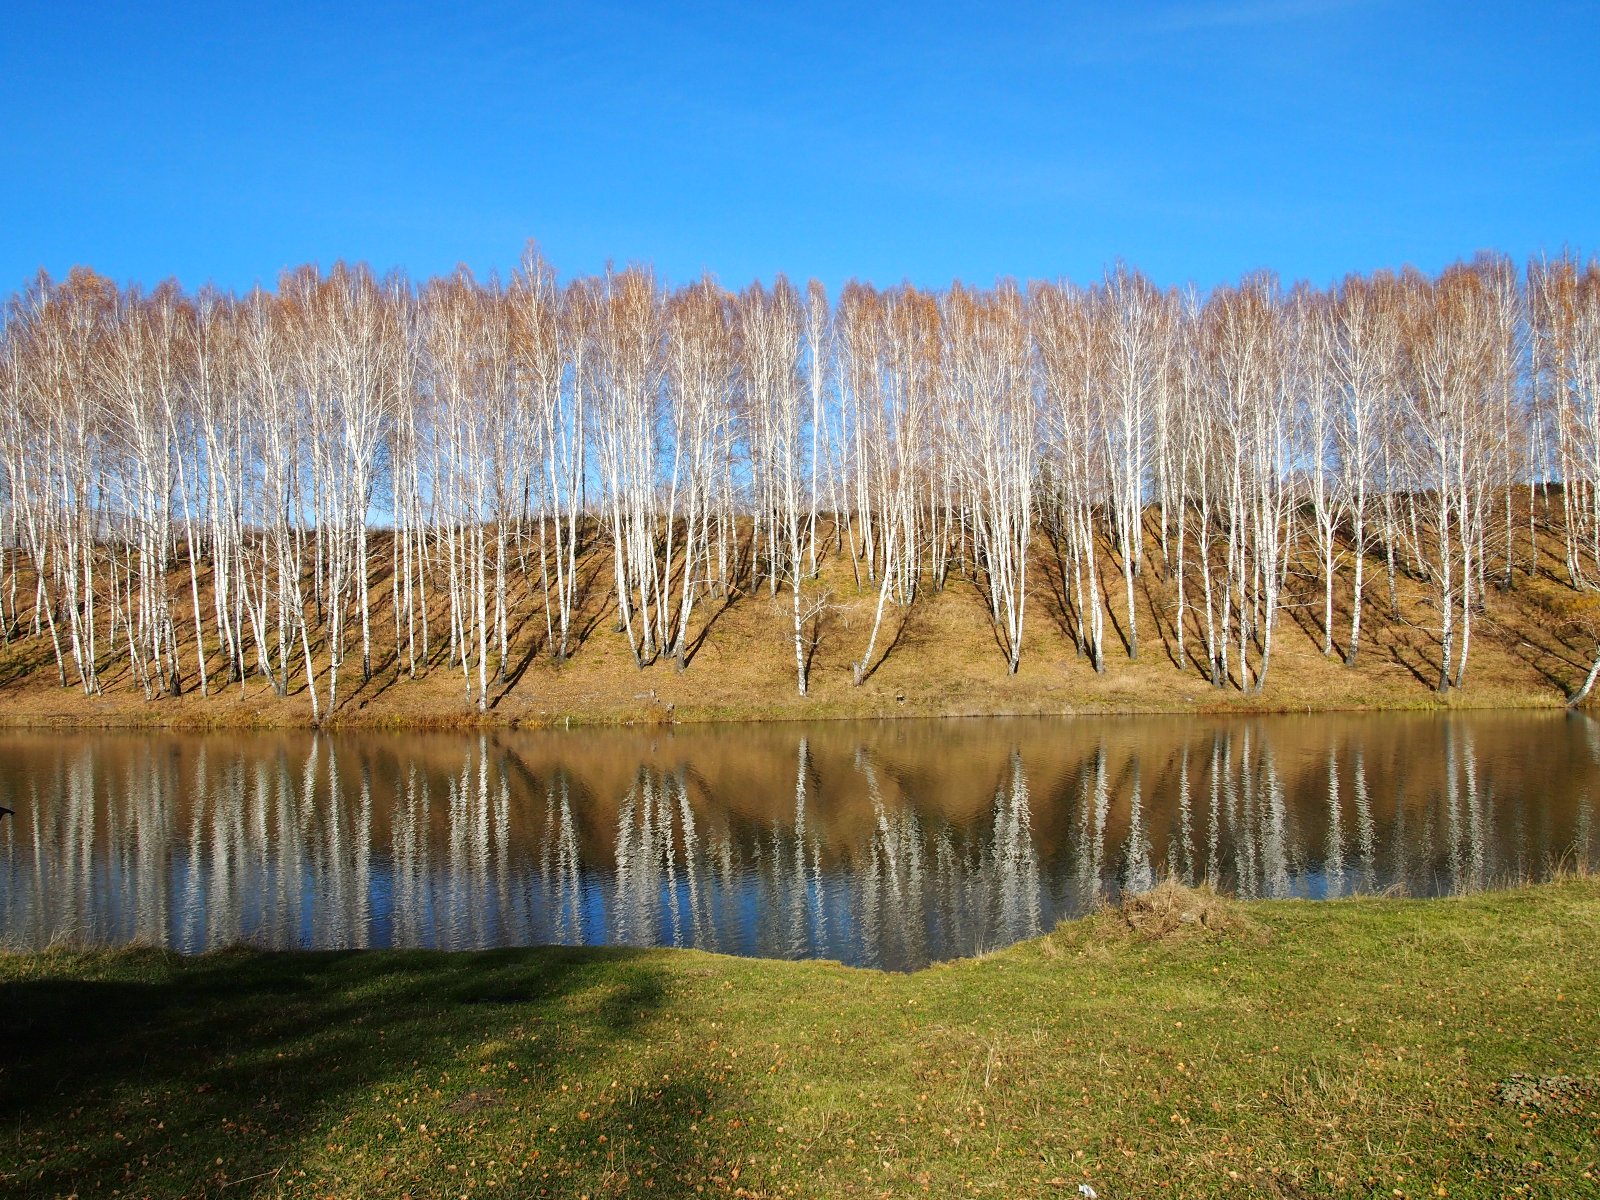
left=4, top=253, right=1600, bottom=731
left=4, top=877, right=1597, bottom=1197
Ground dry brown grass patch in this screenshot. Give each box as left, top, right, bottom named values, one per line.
left=1097, top=878, right=1268, bottom=944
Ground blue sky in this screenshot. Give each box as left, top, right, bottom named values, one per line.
left=2, top=1, right=1595, bottom=294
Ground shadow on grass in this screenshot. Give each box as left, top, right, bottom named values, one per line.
left=856, top=594, right=930, bottom=685
left=1, top=945, right=746, bottom=1198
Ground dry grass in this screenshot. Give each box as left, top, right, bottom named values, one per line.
left=1096, top=878, right=1271, bottom=944
left=1, top=505, right=1596, bottom=729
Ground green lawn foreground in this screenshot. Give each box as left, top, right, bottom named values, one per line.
left=3, top=882, right=1597, bottom=1199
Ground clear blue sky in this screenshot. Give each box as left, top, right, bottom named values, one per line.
left=2, top=1, right=1595, bottom=295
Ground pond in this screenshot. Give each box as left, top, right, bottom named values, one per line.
left=1, top=714, right=1595, bottom=970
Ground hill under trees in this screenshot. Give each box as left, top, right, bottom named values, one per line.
left=0, top=499, right=1597, bottom=728
left=2, top=249, right=1599, bottom=727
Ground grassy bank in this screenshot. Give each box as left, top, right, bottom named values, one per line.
left=3, top=881, right=1597, bottom=1198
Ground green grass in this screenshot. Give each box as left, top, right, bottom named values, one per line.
left=4, top=882, right=1599, bottom=1198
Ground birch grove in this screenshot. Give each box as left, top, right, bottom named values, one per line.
left=1, top=250, right=1597, bottom=718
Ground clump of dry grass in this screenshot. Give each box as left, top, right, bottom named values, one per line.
left=1105, top=878, right=1268, bottom=943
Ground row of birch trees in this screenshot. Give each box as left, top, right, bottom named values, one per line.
left=1, top=248, right=1598, bottom=715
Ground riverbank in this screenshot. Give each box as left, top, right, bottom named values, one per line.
left=0, top=542, right=1594, bottom=729
left=4, top=879, right=1597, bottom=1198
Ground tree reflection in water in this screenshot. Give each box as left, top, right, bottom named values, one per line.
left=1, top=715, right=1596, bottom=969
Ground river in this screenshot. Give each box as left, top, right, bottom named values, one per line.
left=1, top=714, right=1594, bottom=969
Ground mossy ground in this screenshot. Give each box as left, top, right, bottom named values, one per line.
left=4, top=880, right=1598, bottom=1198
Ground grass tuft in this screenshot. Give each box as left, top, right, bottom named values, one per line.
left=1110, top=877, right=1269, bottom=943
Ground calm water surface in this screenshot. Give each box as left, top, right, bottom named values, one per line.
left=1, top=715, right=1595, bottom=969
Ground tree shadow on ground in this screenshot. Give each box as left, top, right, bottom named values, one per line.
left=0, top=945, right=747, bottom=1199
left=1102, top=583, right=1133, bottom=661
left=802, top=601, right=829, bottom=683
left=492, top=597, right=567, bottom=708
left=1034, top=549, right=1086, bottom=657
left=1282, top=575, right=1348, bottom=664
left=680, top=590, right=742, bottom=670
left=856, top=594, right=931, bottom=685
left=1503, top=621, right=1591, bottom=696
left=1138, top=571, right=1186, bottom=671
left=1385, top=623, right=1446, bottom=690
